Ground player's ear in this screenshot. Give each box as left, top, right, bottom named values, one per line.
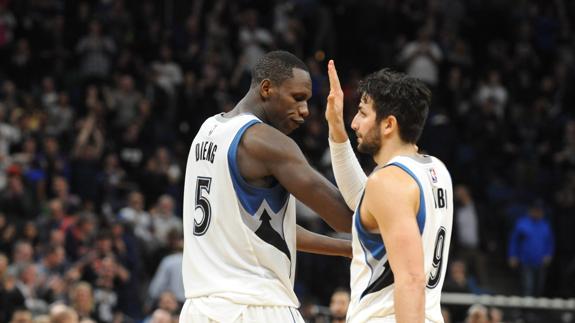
left=259, top=79, right=273, bottom=100
left=382, top=115, right=396, bottom=136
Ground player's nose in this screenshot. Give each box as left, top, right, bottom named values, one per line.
left=351, top=114, right=359, bottom=130
left=298, top=103, right=309, bottom=118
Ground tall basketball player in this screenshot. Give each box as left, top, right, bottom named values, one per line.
left=180, top=51, right=353, bottom=323
left=325, top=60, right=453, bottom=323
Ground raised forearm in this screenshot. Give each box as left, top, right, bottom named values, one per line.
left=328, top=115, right=348, bottom=143
left=296, top=225, right=351, bottom=258
left=329, top=138, right=367, bottom=210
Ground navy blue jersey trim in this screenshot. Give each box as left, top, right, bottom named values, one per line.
left=227, top=120, right=289, bottom=214
left=384, top=162, right=426, bottom=233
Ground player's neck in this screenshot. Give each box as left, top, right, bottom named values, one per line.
left=232, top=90, right=269, bottom=123
left=373, top=140, right=418, bottom=166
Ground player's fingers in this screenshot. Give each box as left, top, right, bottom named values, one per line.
left=328, top=60, right=342, bottom=92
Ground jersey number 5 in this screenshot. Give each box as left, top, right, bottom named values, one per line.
left=194, top=176, right=212, bottom=236
left=427, top=226, right=446, bottom=288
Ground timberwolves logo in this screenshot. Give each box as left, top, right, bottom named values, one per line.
left=238, top=199, right=291, bottom=261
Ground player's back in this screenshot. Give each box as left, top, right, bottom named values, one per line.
left=348, top=154, right=453, bottom=323
left=182, top=113, right=299, bottom=312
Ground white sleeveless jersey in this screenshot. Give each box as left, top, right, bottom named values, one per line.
left=182, top=113, right=299, bottom=308
left=347, top=155, right=453, bottom=323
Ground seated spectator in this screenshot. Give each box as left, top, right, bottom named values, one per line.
left=443, top=260, right=484, bottom=295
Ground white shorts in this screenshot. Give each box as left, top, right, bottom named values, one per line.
left=180, top=298, right=305, bottom=323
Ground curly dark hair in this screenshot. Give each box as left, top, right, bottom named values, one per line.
left=358, top=69, right=431, bottom=144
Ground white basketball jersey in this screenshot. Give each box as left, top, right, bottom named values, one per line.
left=347, top=155, right=453, bottom=323
left=182, top=113, right=298, bottom=309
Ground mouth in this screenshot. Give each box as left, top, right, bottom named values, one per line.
left=290, top=119, right=304, bottom=129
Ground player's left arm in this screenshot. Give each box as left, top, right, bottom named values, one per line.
left=296, top=225, right=352, bottom=258
left=364, top=166, right=425, bottom=323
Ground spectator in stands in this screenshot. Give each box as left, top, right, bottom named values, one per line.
left=50, top=176, right=81, bottom=214
left=148, top=229, right=184, bottom=303
left=1, top=174, right=36, bottom=225
left=15, top=263, right=48, bottom=315
left=64, top=214, right=96, bottom=262
left=454, top=185, right=487, bottom=284
left=49, top=303, right=79, bottom=323
left=9, top=309, right=33, bottom=323
left=119, top=191, right=154, bottom=251
left=8, top=241, right=34, bottom=276
left=36, top=199, right=74, bottom=243
left=475, top=70, right=508, bottom=120
left=76, top=20, right=116, bottom=83
left=150, top=195, right=182, bottom=247
left=465, top=304, right=489, bottom=323
left=444, top=260, right=483, bottom=295
left=69, top=282, right=98, bottom=322
left=105, top=74, right=143, bottom=132
left=329, top=288, right=350, bottom=323
left=489, top=307, right=504, bottom=323
left=398, top=26, right=443, bottom=87
left=508, top=199, right=555, bottom=296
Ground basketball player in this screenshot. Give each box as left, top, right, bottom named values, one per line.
left=180, top=51, right=353, bottom=323
left=325, top=60, right=453, bottom=322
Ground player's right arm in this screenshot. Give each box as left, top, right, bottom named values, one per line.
left=363, top=167, right=425, bottom=322
left=239, top=124, right=352, bottom=233
left=325, top=60, right=367, bottom=210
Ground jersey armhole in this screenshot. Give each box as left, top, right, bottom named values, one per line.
left=227, top=121, right=288, bottom=214
left=383, top=162, right=426, bottom=234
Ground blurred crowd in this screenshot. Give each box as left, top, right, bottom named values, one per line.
left=1, top=0, right=575, bottom=322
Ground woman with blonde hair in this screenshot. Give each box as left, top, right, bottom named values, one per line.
left=68, top=282, right=96, bottom=322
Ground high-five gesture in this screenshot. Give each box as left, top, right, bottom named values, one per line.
left=325, top=60, right=349, bottom=143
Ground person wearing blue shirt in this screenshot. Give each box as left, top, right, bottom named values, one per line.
left=508, top=200, right=555, bottom=296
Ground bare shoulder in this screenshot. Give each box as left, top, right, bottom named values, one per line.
left=366, top=165, right=419, bottom=196
left=240, top=123, right=302, bottom=162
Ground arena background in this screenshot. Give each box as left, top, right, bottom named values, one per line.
left=0, top=0, right=574, bottom=322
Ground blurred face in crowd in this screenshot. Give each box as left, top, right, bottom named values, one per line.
left=0, top=253, right=8, bottom=275
left=158, top=195, right=174, bottom=215
left=450, top=260, right=467, bottom=284
left=71, top=283, right=94, bottom=313
left=46, top=246, right=66, bottom=267
left=466, top=305, right=489, bottom=323
left=263, top=68, right=311, bottom=134
left=329, top=290, right=350, bottom=319
left=351, top=94, right=381, bottom=156
left=158, top=291, right=179, bottom=313
left=529, top=205, right=544, bottom=220
left=129, top=192, right=144, bottom=211
left=14, top=242, right=33, bottom=263
left=10, top=310, right=33, bottom=323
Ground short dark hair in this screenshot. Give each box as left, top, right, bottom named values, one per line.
left=251, top=51, right=309, bottom=87
left=358, top=69, right=431, bottom=143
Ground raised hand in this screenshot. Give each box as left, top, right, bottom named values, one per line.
left=326, top=60, right=344, bottom=124
left=325, top=60, right=349, bottom=143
